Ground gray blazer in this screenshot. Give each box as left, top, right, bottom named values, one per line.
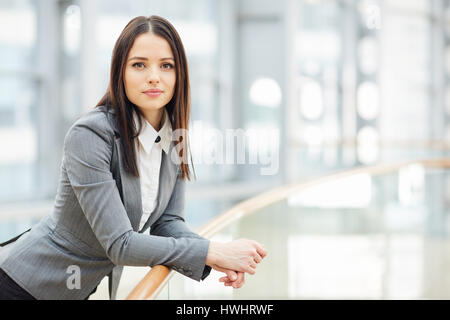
left=0, top=106, right=211, bottom=300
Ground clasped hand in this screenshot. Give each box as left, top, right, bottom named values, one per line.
left=206, top=238, right=267, bottom=289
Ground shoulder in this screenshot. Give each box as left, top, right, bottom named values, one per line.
left=64, top=106, right=116, bottom=148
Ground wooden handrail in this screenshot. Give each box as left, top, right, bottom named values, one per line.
left=125, top=157, right=450, bottom=300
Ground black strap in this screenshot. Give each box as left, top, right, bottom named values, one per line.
left=0, top=228, right=31, bottom=247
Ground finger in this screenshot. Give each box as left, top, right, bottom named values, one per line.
left=225, top=269, right=238, bottom=281
left=255, top=243, right=268, bottom=258
left=245, top=264, right=256, bottom=275
left=224, top=272, right=245, bottom=288
left=224, top=279, right=234, bottom=286
left=235, top=261, right=256, bottom=274
left=253, top=252, right=263, bottom=263
left=233, top=279, right=244, bottom=288
left=234, top=272, right=245, bottom=288
left=212, top=264, right=239, bottom=282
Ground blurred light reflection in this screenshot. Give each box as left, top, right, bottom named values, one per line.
left=287, top=173, right=372, bottom=208
left=357, top=126, right=379, bottom=164
left=63, top=5, right=81, bottom=56
left=249, top=77, right=282, bottom=108
left=357, top=82, right=379, bottom=120
left=300, top=79, right=323, bottom=120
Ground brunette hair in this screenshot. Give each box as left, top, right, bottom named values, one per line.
left=96, top=15, right=194, bottom=180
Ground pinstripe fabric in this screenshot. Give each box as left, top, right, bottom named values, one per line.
left=0, top=106, right=211, bottom=300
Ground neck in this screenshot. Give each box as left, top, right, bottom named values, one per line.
left=141, top=108, right=164, bottom=131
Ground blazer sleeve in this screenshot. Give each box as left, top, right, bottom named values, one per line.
left=150, top=173, right=212, bottom=280
left=63, top=118, right=210, bottom=282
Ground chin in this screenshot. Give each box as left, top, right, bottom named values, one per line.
left=139, top=102, right=167, bottom=111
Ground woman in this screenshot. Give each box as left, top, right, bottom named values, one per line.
left=0, top=15, right=266, bottom=300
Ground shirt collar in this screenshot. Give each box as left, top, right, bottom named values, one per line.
left=134, top=109, right=172, bottom=154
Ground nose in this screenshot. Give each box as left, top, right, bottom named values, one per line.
left=146, top=68, right=160, bottom=84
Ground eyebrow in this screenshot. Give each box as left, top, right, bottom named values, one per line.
left=128, top=56, right=175, bottom=62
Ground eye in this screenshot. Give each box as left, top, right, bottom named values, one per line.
left=132, top=62, right=145, bottom=69
left=162, top=63, right=174, bottom=70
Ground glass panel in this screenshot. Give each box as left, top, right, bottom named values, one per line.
left=165, top=165, right=450, bottom=299
left=384, top=0, right=430, bottom=13
left=238, top=6, right=285, bottom=182
left=294, top=0, right=343, bottom=172
left=185, top=198, right=238, bottom=230
left=0, top=0, right=40, bottom=202
left=0, top=0, right=37, bottom=70
left=380, top=11, right=430, bottom=141
left=61, top=1, right=82, bottom=122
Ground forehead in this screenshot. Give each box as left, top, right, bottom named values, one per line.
left=128, top=33, right=174, bottom=58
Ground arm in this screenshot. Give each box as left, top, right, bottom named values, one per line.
left=63, top=118, right=210, bottom=281
left=149, top=175, right=264, bottom=285
left=150, top=170, right=268, bottom=277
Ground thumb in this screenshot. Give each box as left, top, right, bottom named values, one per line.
left=225, top=269, right=237, bottom=281
left=211, top=264, right=238, bottom=281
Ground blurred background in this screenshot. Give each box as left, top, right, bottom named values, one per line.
left=1, top=0, right=450, bottom=299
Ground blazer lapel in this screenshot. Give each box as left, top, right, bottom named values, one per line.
left=113, top=137, right=143, bottom=231
left=103, top=106, right=142, bottom=231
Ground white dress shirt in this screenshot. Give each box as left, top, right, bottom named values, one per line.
left=133, top=109, right=172, bottom=231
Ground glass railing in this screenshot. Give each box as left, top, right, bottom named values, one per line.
left=129, top=158, right=450, bottom=300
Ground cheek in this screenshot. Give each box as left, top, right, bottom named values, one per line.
left=125, top=66, right=141, bottom=81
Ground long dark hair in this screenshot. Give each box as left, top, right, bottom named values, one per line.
left=96, top=15, right=193, bottom=180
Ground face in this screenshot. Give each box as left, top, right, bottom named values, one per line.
left=124, top=32, right=176, bottom=123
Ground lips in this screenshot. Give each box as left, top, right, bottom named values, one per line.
left=143, top=89, right=163, bottom=98
left=143, top=89, right=163, bottom=94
